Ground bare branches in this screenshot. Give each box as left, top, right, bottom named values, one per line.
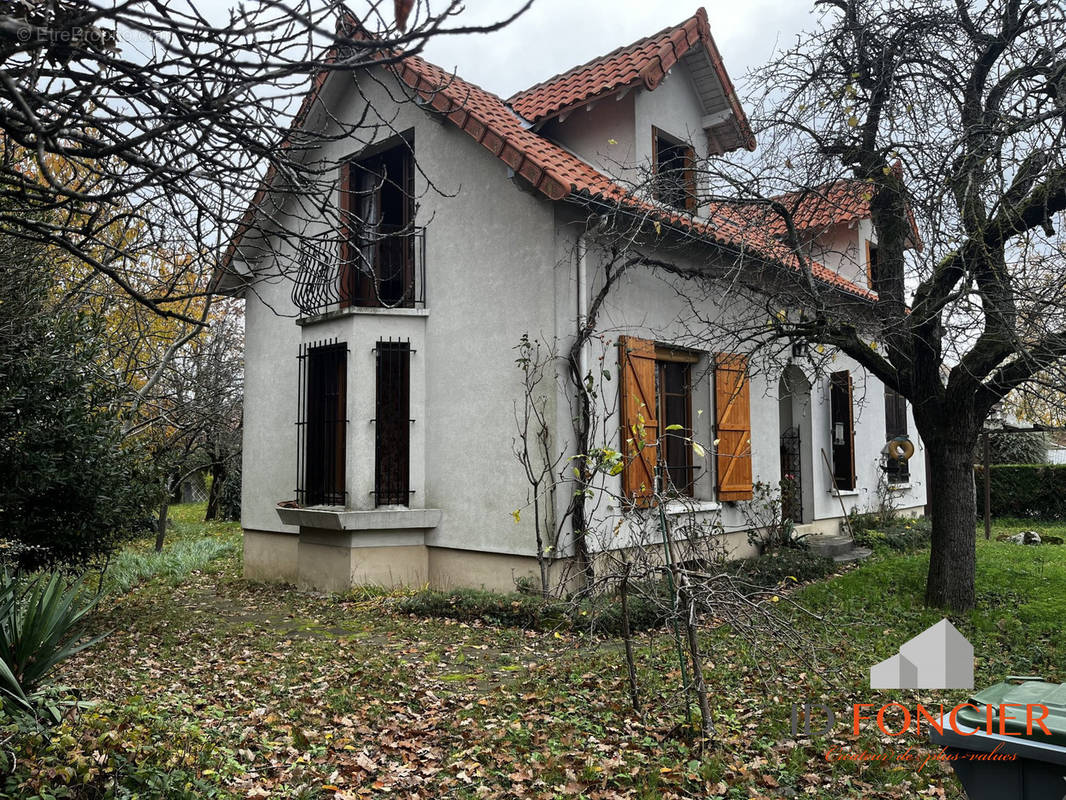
left=0, top=0, right=532, bottom=312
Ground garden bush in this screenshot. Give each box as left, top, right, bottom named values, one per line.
left=975, top=464, right=1066, bottom=519
left=975, top=431, right=1048, bottom=465
left=852, top=515, right=932, bottom=552
left=0, top=239, right=157, bottom=570
left=722, top=548, right=836, bottom=589
left=394, top=588, right=572, bottom=630
left=394, top=550, right=836, bottom=634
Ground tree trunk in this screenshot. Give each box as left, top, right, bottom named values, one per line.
left=205, top=460, right=225, bottom=521
left=923, top=436, right=978, bottom=611
left=154, top=499, right=169, bottom=553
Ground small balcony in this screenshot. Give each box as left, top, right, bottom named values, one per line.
left=292, top=226, right=426, bottom=317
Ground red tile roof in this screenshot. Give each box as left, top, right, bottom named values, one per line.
left=508, top=9, right=755, bottom=152
left=767, top=182, right=873, bottom=234
left=394, top=55, right=872, bottom=299
left=765, top=171, right=923, bottom=250
left=221, top=9, right=873, bottom=301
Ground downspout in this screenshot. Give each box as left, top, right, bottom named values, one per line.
left=576, top=228, right=590, bottom=387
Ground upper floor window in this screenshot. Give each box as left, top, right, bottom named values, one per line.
left=652, top=127, right=696, bottom=212
left=866, top=240, right=879, bottom=288
left=339, top=133, right=421, bottom=308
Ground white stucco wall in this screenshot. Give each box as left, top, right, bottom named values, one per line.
left=540, top=93, right=638, bottom=184
left=240, top=59, right=927, bottom=574
left=240, top=65, right=561, bottom=558
left=546, top=220, right=927, bottom=552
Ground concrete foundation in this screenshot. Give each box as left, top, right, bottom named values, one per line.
left=244, top=506, right=927, bottom=594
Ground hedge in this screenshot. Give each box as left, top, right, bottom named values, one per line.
left=975, top=464, right=1066, bottom=519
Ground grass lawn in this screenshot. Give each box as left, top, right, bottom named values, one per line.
left=8, top=509, right=1066, bottom=799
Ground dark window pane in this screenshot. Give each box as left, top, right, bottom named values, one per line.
left=344, top=139, right=415, bottom=308
left=658, top=359, right=694, bottom=496
left=300, top=342, right=346, bottom=505
left=375, top=341, right=410, bottom=506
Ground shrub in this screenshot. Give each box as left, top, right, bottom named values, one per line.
left=975, top=431, right=1048, bottom=465
left=0, top=242, right=157, bottom=570
left=723, top=549, right=836, bottom=590
left=0, top=571, right=105, bottom=709
left=394, top=588, right=572, bottom=630
left=394, top=557, right=831, bottom=633
left=975, top=464, right=1066, bottom=519
left=853, top=517, right=932, bottom=552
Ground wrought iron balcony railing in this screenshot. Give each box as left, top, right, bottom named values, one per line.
left=292, top=226, right=426, bottom=316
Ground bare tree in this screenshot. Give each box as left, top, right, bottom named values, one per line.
left=0, top=0, right=533, bottom=318
left=560, top=0, right=1065, bottom=612
left=720, top=0, right=1066, bottom=611
left=518, top=334, right=819, bottom=742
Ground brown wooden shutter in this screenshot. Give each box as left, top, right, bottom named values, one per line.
left=830, top=370, right=856, bottom=490
left=338, top=160, right=353, bottom=308
left=715, top=353, right=753, bottom=501
left=619, top=336, right=659, bottom=506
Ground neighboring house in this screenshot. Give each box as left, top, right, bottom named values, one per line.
left=1050, top=436, right=1066, bottom=465
left=218, top=8, right=928, bottom=593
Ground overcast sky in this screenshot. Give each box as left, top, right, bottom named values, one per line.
left=418, top=1, right=821, bottom=100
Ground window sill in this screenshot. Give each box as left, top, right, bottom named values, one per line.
left=829, top=489, right=860, bottom=498
left=297, top=306, right=429, bottom=326
left=886, top=482, right=913, bottom=491
left=276, top=505, right=441, bottom=531
left=663, top=499, right=721, bottom=516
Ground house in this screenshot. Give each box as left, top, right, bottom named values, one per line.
left=218, top=8, right=928, bottom=594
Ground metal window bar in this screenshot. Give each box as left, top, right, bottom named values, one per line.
left=373, top=338, right=412, bottom=506
left=291, top=228, right=426, bottom=316
left=296, top=339, right=348, bottom=506
left=780, top=426, right=803, bottom=522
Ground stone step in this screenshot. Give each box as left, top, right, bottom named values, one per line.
left=805, top=534, right=854, bottom=557
left=833, top=546, right=873, bottom=564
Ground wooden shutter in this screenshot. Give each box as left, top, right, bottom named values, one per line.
left=715, top=353, right=753, bottom=501
left=885, top=386, right=908, bottom=439
left=619, top=336, right=659, bottom=506
left=338, top=161, right=353, bottom=308
left=830, top=371, right=856, bottom=489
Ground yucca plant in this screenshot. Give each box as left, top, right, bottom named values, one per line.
left=0, top=570, right=108, bottom=710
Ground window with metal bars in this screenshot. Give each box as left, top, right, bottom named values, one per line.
left=297, top=340, right=347, bottom=506
left=830, top=370, right=856, bottom=490
left=374, top=339, right=411, bottom=506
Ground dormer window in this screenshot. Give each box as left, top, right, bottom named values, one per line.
left=866, top=240, right=879, bottom=288
left=652, top=127, right=696, bottom=212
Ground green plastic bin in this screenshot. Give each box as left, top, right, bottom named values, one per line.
left=929, top=677, right=1066, bottom=799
